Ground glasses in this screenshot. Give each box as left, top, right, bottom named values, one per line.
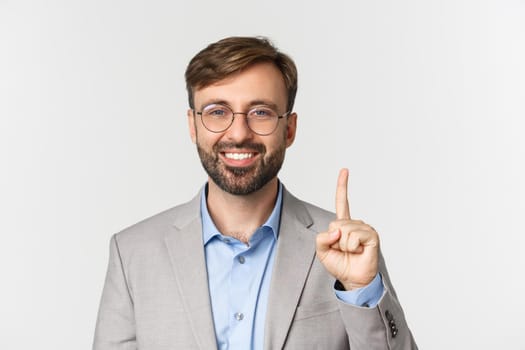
left=194, top=103, right=290, bottom=136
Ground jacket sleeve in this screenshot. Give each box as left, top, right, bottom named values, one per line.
left=93, top=235, right=137, bottom=350
left=338, top=253, right=418, bottom=350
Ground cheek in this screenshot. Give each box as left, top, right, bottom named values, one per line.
left=195, top=129, right=221, bottom=149
left=264, top=132, right=288, bottom=154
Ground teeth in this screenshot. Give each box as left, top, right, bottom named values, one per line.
left=224, top=153, right=253, bottom=160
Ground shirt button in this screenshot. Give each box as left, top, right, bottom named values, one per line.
left=234, top=312, right=244, bottom=321
left=238, top=256, right=246, bottom=264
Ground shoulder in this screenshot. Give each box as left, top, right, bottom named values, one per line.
left=112, top=191, right=201, bottom=249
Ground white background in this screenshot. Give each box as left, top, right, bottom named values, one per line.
left=1, top=0, right=524, bottom=349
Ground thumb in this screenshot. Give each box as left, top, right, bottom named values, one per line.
left=316, top=229, right=341, bottom=254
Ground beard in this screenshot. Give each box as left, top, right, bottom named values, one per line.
left=196, top=138, right=286, bottom=195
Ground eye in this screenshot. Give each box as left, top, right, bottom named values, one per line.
left=203, top=104, right=230, bottom=118
left=249, top=107, right=276, bottom=119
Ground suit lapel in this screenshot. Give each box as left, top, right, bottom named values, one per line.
left=264, top=189, right=317, bottom=350
left=164, top=192, right=218, bottom=350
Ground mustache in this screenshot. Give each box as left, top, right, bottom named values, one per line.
left=213, top=142, right=266, bottom=153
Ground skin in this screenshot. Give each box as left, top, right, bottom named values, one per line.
left=188, top=62, right=379, bottom=289
left=316, top=168, right=380, bottom=290
left=187, top=62, right=297, bottom=243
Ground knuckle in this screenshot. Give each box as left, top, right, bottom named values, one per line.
left=328, top=220, right=344, bottom=231
left=348, top=235, right=359, bottom=247
left=341, top=231, right=351, bottom=250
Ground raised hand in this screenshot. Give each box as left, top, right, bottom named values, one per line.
left=316, top=168, right=380, bottom=290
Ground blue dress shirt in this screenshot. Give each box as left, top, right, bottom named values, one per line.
left=200, top=182, right=383, bottom=350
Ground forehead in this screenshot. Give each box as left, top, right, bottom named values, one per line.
left=193, top=62, right=287, bottom=110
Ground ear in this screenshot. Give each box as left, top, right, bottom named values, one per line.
left=187, top=109, right=197, bottom=144
left=285, top=112, right=297, bottom=148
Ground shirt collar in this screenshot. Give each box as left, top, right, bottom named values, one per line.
left=200, top=182, right=283, bottom=245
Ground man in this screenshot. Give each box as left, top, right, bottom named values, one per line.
left=93, top=36, right=417, bottom=350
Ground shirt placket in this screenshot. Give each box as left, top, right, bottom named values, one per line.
left=228, top=241, right=253, bottom=349
left=227, top=227, right=275, bottom=350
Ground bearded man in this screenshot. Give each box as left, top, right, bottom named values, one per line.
left=93, top=36, right=417, bottom=350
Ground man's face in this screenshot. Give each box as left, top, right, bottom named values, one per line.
left=188, top=62, right=297, bottom=195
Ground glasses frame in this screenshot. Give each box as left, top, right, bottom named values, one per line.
left=193, top=103, right=291, bottom=136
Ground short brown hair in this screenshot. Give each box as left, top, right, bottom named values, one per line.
left=185, top=36, right=298, bottom=112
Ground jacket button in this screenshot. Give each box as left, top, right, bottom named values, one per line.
left=392, top=328, right=398, bottom=337
left=385, top=310, right=398, bottom=338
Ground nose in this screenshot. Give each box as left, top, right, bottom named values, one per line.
left=224, top=113, right=254, bottom=142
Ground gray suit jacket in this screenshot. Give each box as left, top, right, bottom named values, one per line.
left=93, top=186, right=417, bottom=350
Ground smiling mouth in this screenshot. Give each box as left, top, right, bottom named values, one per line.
left=223, top=152, right=255, bottom=160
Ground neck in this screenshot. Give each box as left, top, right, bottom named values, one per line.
left=206, top=178, right=279, bottom=243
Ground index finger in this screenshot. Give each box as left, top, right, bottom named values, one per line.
left=335, top=168, right=351, bottom=220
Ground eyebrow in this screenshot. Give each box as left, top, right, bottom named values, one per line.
left=199, top=99, right=280, bottom=112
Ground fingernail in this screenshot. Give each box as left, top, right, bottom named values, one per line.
left=330, top=230, right=339, bottom=237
